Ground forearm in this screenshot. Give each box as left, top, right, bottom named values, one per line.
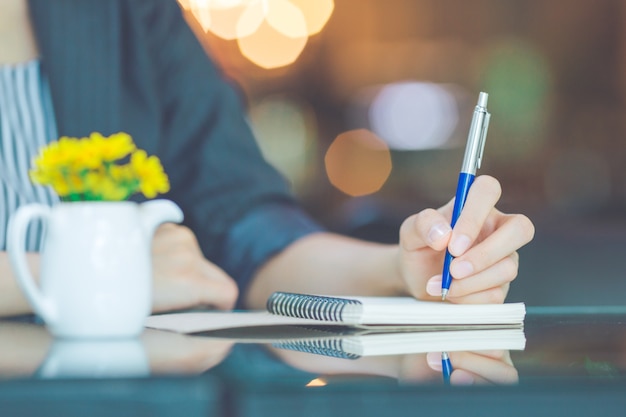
left=244, top=232, right=406, bottom=309
left=0, top=252, right=38, bottom=317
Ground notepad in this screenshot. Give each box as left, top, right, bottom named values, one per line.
left=145, top=292, right=525, bottom=334
left=265, top=292, right=526, bottom=327
left=273, top=327, right=527, bottom=359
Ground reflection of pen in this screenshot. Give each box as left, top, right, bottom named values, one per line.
left=441, top=92, right=491, bottom=300
left=441, top=351, right=452, bottom=384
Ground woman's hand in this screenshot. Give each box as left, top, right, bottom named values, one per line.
left=151, top=223, right=238, bottom=312
left=398, top=175, right=535, bottom=304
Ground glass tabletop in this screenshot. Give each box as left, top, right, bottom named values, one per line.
left=2, top=307, right=626, bottom=416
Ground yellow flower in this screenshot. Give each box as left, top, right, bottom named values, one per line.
left=89, top=132, right=136, bottom=163
left=72, top=139, right=102, bottom=170
left=35, top=171, right=87, bottom=197
left=85, top=172, right=129, bottom=201
left=32, top=136, right=81, bottom=171
left=130, top=150, right=170, bottom=199
left=108, top=164, right=136, bottom=183
left=29, top=132, right=170, bottom=201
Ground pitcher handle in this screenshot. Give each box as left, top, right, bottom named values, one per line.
left=7, top=204, right=56, bottom=322
left=139, top=199, right=184, bottom=237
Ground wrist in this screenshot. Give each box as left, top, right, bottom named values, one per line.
left=363, top=243, right=408, bottom=297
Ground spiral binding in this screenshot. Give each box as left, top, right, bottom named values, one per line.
left=272, top=338, right=360, bottom=360
left=266, top=292, right=361, bottom=322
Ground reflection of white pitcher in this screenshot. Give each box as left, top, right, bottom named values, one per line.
left=7, top=200, right=183, bottom=339
left=38, top=339, right=149, bottom=378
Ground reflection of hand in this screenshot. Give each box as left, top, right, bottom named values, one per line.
left=0, top=321, right=52, bottom=378
left=271, top=346, right=518, bottom=386
left=398, top=175, right=534, bottom=304
left=151, top=224, right=239, bottom=312
left=0, top=321, right=233, bottom=379
left=142, top=329, right=234, bottom=375
left=424, top=351, right=518, bottom=385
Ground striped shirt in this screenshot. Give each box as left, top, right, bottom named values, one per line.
left=0, top=60, right=59, bottom=251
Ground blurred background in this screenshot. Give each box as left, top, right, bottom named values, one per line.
left=178, top=0, right=626, bottom=306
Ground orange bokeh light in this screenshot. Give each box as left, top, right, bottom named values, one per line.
left=236, top=1, right=265, bottom=38
left=203, top=4, right=249, bottom=39
left=288, top=0, right=334, bottom=35
left=306, top=378, right=328, bottom=387
left=186, top=1, right=262, bottom=39
left=181, top=0, right=335, bottom=68
left=265, top=0, right=308, bottom=38
left=237, top=19, right=308, bottom=69
left=325, top=129, right=392, bottom=197
left=189, top=3, right=212, bottom=32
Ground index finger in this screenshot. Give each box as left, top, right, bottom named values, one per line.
left=448, top=175, right=502, bottom=257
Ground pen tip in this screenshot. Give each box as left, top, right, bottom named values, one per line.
left=441, top=289, right=448, bottom=301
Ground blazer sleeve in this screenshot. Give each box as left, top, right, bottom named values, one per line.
left=130, top=0, right=322, bottom=279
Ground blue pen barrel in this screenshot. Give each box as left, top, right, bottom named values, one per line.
left=441, top=352, right=453, bottom=385
left=451, top=172, right=475, bottom=227
left=441, top=172, right=475, bottom=293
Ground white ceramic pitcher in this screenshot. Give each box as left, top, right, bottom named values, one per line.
left=7, top=200, right=183, bottom=339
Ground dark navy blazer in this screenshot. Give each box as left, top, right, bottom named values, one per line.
left=27, top=0, right=321, bottom=292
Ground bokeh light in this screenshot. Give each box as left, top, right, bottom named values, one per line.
left=236, top=1, right=266, bottom=38
left=325, top=129, right=392, bottom=197
left=288, top=0, right=334, bottom=35
left=265, top=0, right=307, bottom=39
left=181, top=0, right=334, bottom=68
left=238, top=19, right=308, bottom=69
left=306, top=378, right=328, bottom=387
left=248, top=96, right=318, bottom=191
left=184, top=0, right=260, bottom=38
left=203, top=2, right=252, bottom=39
left=187, top=0, right=212, bottom=32
left=368, top=82, right=459, bottom=150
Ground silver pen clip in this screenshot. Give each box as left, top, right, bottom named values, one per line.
left=476, top=111, right=490, bottom=170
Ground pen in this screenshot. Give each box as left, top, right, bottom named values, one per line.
left=441, top=92, right=491, bottom=300
left=441, top=351, right=452, bottom=385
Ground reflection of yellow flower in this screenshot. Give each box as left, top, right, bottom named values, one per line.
left=29, top=132, right=170, bottom=201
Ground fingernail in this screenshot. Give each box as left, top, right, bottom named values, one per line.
left=450, top=234, right=471, bottom=255
left=426, top=352, right=442, bottom=370
left=428, top=223, right=451, bottom=245
left=426, top=276, right=442, bottom=296
left=451, top=260, right=474, bottom=278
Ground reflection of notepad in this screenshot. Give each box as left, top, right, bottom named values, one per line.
left=145, top=292, right=525, bottom=334
left=273, top=328, right=527, bottom=359
left=266, top=292, right=526, bottom=327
